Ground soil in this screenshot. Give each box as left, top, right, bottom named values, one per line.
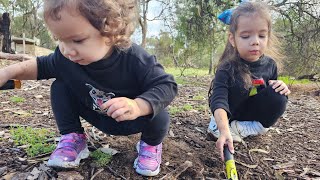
left=1, top=60, right=320, bottom=180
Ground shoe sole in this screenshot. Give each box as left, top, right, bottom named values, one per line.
left=133, top=142, right=160, bottom=176
left=134, top=158, right=160, bottom=176
left=47, top=146, right=90, bottom=168
left=207, top=127, right=243, bottom=143
left=206, top=128, right=219, bottom=141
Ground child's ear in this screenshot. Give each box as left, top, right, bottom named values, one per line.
left=228, top=33, right=235, bottom=47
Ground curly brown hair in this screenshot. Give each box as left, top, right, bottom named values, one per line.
left=43, top=0, right=138, bottom=50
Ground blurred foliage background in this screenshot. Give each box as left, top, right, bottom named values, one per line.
left=0, top=0, right=319, bottom=78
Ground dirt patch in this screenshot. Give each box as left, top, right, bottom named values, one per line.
left=0, top=72, right=320, bottom=179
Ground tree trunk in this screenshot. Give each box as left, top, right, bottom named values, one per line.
left=209, top=46, right=213, bottom=75
left=139, top=0, right=149, bottom=48
left=1, top=13, right=13, bottom=53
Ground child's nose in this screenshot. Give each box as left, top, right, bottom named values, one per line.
left=62, top=44, right=77, bottom=58
left=251, top=39, right=259, bottom=46
left=251, top=36, right=260, bottom=46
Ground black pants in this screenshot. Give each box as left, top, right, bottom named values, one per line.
left=232, top=85, right=288, bottom=128
left=50, top=80, right=170, bottom=146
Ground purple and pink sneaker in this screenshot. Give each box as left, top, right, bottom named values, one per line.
left=134, top=140, right=162, bottom=176
left=47, top=133, right=90, bottom=168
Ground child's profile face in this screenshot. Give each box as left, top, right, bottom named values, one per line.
left=46, top=8, right=112, bottom=65
left=229, top=14, right=269, bottom=62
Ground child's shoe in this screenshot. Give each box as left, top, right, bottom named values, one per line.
left=207, top=116, right=242, bottom=142
left=134, top=140, right=162, bottom=176
left=47, top=133, right=90, bottom=168
left=230, top=120, right=269, bottom=139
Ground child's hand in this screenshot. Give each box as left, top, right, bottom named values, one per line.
left=100, top=97, right=145, bottom=122
left=269, top=80, right=291, bottom=96
left=216, top=131, right=235, bottom=161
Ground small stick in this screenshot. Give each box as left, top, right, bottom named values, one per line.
left=106, top=165, right=126, bottom=180
left=90, top=168, right=104, bottom=180
left=159, top=161, right=193, bottom=180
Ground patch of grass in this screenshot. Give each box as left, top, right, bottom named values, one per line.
left=165, top=67, right=211, bottom=85
left=182, top=104, right=193, bottom=111
left=169, top=104, right=194, bottom=115
left=194, top=104, right=208, bottom=111
left=10, top=126, right=56, bottom=157
left=192, top=95, right=205, bottom=100
left=165, top=67, right=208, bottom=77
left=279, top=76, right=311, bottom=85
left=168, top=106, right=180, bottom=115
left=174, top=77, right=188, bottom=85
left=90, top=149, right=113, bottom=167
left=10, top=96, right=25, bottom=103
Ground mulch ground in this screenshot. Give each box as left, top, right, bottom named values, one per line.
left=1, top=59, right=320, bottom=180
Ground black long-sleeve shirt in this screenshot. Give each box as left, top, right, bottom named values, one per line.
left=209, top=55, right=278, bottom=118
left=37, top=43, right=177, bottom=118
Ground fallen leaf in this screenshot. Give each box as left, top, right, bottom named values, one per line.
left=12, top=110, right=32, bottom=116
left=263, top=158, right=274, bottom=161
left=275, top=170, right=285, bottom=180
left=300, top=167, right=310, bottom=177
left=27, top=167, right=40, bottom=180
left=272, top=162, right=295, bottom=170
left=195, top=127, right=203, bottom=133
left=235, top=161, right=258, bottom=169
left=249, top=148, right=269, bottom=154
left=34, top=95, right=43, bottom=99
left=99, top=147, right=119, bottom=155
left=169, top=129, right=175, bottom=137
left=287, top=128, right=294, bottom=132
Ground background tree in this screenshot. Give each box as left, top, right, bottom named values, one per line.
left=0, top=0, right=56, bottom=50
left=171, top=0, right=234, bottom=74
left=272, top=0, right=320, bottom=77
left=138, top=0, right=173, bottom=48
left=0, top=0, right=319, bottom=80
left=1, top=12, right=13, bottom=53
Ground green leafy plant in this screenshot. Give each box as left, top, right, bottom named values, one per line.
left=10, top=126, right=56, bottom=157
left=10, top=96, right=25, bottom=103
left=192, top=95, right=205, bottom=100
left=169, top=106, right=180, bottom=115
left=182, top=104, right=193, bottom=111
left=90, top=149, right=113, bottom=167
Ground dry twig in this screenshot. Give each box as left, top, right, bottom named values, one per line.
left=159, top=161, right=193, bottom=180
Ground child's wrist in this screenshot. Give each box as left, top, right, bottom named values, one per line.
left=134, top=98, right=152, bottom=116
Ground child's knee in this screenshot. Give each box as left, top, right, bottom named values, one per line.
left=265, top=85, right=288, bottom=105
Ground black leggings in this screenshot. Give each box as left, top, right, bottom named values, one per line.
left=50, top=80, right=170, bottom=146
left=231, top=85, right=288, bottom=128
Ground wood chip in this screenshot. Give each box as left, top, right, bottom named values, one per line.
left=235, top=160, right=258, bottom=169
